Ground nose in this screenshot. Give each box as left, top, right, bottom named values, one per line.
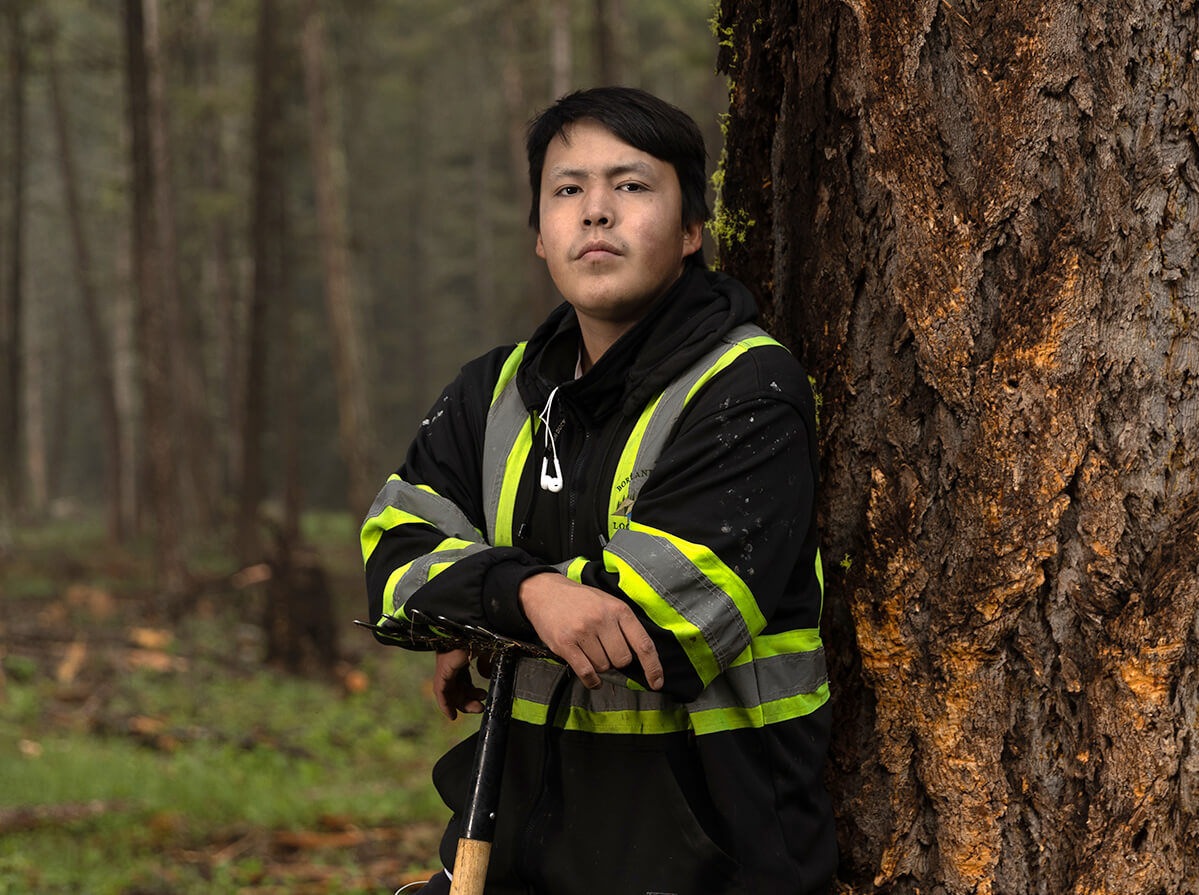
left=582, top=194, right=613, bottom=228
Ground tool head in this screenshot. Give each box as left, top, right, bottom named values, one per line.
left=356, top=609, right=557, bottom=661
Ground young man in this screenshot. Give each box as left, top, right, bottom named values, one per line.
left=362, top=87, right=836, bottom=894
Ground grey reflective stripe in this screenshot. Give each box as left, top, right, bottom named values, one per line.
left=514, top=656, right=568, bottom=703
left=365, top=477, right=482, bottom=542
left=623, top=323, right=769, bottom=509
left=691, top=647, right=828, bottom=714
left=482, top=376, right=528, bottom=545
left=606, top=527, right=751, bottom=669
left=511, top=645, right=827, bottom=727
left=515, top=657, right=681, bottom=713
left=392, top=543, right=490, bottom=608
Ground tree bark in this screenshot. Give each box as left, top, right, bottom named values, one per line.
left=300, top=2, right=377, bottom=517
left=125, top=0, right=185, bottom=595
left=716, top=1, right=1199, bottom=893
left=48, top=34, right=125, bottom=542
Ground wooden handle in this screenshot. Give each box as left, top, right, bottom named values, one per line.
left=448, top=837, right=491, bottom=895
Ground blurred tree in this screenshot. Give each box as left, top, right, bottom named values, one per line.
left=716, top=1, right=1199, bottom=893
left=300, top=0, right=377, bottom=518
left=125, top=0, right=184, bottom=594
left=0, top=0, right=28, bottom=552
left=48, top=22, right=125, bottom=543
left=238, top=0, right=287, bottom=564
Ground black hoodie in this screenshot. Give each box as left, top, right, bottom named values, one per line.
left=364, top=267, right=836, bottom=894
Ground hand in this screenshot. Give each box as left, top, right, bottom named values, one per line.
left=432, top=649, right=488, bottom=721
left=518, top=572, right=664, bottom=691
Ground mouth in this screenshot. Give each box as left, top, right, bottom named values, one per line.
left=576, top=240, right=622, bottom=260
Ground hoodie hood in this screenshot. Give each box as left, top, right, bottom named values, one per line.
left=516, top=266, right=759, bottom=423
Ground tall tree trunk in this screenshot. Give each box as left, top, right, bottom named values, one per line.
left=0, top=0, right=27, bottom=552
left=550, top=0, right=571, bottom=99
left=299, top=2, right=376, bottom=516
left=193, top=0, right=243, bottom=507
left=49, top=35, right=125, bottom=542
left=593, top=0, right=624, bottom=86
left=239, top=0, right=286, bottom=563
left=125, top=0, right=184, bottom=595
left=143, top=0, right=216, bottom=535
left=500, top=3, right=554, bottom=318
left=717, top=1, right=1199, bottom=893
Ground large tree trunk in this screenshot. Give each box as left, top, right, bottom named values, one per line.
left=716, top=2, right=1198, bottom=893
left=49, top=34, right=125, bottom=543
left=300, top=2, right=377, bottom=517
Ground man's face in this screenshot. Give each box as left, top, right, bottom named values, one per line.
left=535, top=119, right=703, bottom=333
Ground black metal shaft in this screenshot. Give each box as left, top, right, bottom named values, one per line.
left=460, top=649, right=519, bottom=842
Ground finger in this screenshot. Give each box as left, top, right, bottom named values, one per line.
left=434, top=679, right=458, bottom=721
left=562, top=644, right=601, bottom=690
left=620, top=616, right=663, bottom=690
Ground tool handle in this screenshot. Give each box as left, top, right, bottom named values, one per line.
left=449, top=649, right=519, bottom=894
left=448, top=838, right=491, bottom=895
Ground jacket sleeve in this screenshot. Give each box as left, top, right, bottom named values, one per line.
left=361, top=347, right=553, bottom=649
left=570, top=346, right=822, bottom=702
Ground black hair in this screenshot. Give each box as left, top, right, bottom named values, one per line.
left=526, top=87, right=709, bottom=266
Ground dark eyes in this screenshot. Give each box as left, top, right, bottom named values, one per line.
left=553, top=183, right=647, bottom=196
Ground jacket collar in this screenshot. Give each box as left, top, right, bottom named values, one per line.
left=516, top=266, right=759, bottom=423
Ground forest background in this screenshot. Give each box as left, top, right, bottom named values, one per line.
left=4, top=0, right=1197, bottom=893
left=0, top=1, right=726, bottom=893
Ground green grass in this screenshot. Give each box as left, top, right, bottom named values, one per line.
left=0, top=512, right=476, bottom=894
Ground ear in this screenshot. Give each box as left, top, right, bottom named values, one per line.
left=681, top=220, right=703, bottom=258
left=535, top=232, right=546, bottom=259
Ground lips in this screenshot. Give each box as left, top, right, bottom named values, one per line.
left=575, top=240, right=622, bottom=260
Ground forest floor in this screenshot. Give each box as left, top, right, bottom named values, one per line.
left=0, top=512, right=473, bottom=894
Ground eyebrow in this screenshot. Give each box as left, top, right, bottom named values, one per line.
left=546, top=161, right=656, bottom=181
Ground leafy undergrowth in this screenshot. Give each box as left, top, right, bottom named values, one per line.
left=0, top=513, right=476, bottom=894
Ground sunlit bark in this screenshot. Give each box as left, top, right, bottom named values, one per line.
left=717, top=1, right=1199, bottom=892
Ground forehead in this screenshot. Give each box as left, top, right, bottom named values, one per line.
left=541, top=119, right=671, bottom=181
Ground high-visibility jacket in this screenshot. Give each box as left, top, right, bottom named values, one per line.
left=361, top=266, right=836, bottom=894
left=366, top=322, right=828, bottom=736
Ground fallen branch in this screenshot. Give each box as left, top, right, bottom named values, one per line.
left=0, top=799, right=127, bottom=834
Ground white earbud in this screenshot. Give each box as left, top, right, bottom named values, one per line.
left=540, top=455, right=563, bottom=492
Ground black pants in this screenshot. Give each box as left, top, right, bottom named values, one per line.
left=432, top=725, right=743, bottom=895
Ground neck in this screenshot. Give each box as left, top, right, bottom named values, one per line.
left=576, top=318, right=629, bottom=374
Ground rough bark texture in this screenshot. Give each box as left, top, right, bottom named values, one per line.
left=716, top=2, right=1198, bottom=893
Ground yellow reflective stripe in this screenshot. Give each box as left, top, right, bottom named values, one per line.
left=729, top=628, right=823, bottom=666
left=515, top=683, right=828, bottom=735
left=381, top=561, right=414, bottom=618
left=563, top=557, right=587, bottom=583
left=815, top=548, right=825, bottom=627
left=558, top=705, right=691, bottom=734
left=689, top=682, right=830, bottom=735
left=491, top=342, right=527, bottom=407
left=361, top=505, right=432, bottom=563
left=494, top=418, right=533, bottom=547
left=628, top=519, right=767, bottom=638
left=512, top=698, right=551, bottom=725
left=683, top=335, right=782, bottom=406
left=602, top=550, right=722, bottom=686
